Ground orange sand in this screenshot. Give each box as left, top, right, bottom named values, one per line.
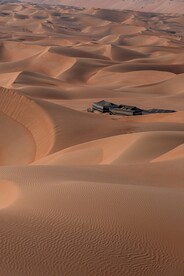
left=0, top=2, right=184, bottom=275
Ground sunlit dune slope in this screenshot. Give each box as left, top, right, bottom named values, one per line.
left=34, top=130, right=184, bottom=165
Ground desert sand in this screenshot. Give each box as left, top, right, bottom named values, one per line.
left=22, top=0, right=184, bottom=14
left=0, top=1, right=184, bottom=275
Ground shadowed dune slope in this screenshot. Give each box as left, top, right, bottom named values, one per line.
left=0, top=87, right=54, bottom=164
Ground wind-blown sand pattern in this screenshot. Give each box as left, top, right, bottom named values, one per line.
left=0, top=2, right=184, bottom=275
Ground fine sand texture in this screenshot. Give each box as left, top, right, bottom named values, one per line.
left=0, top=2, right=184, bottom=276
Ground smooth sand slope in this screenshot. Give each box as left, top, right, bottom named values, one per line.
left=0, top=3, right=184, bottom=276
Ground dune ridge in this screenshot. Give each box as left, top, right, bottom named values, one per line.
left=20, top=0, right=184, bottom=14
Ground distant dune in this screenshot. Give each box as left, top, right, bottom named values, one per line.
left=0, top=2, right=184, bottom=276
left=21, top=0, right=184, bottom=14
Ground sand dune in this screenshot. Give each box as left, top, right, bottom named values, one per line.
left=0, top=164, right=184, bottom=275
left=110, top=44, right=148, bottom=61
left=21, top=0, right=184, bottom=14
left=0, top=87, right=54, bottom=164
left=35, top=131, right=184, bottom=166
left=118, top=73, right=184, bottom=96
left=0, top=2, right=184, bottom=276
left=89, top=70, right=174, bottom=89
left=60, top=58, right=115, bottom=83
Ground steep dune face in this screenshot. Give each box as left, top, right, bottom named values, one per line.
left=0, top=3, right=184, bottom=276
left=0, top=87, right=54, bottom=165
